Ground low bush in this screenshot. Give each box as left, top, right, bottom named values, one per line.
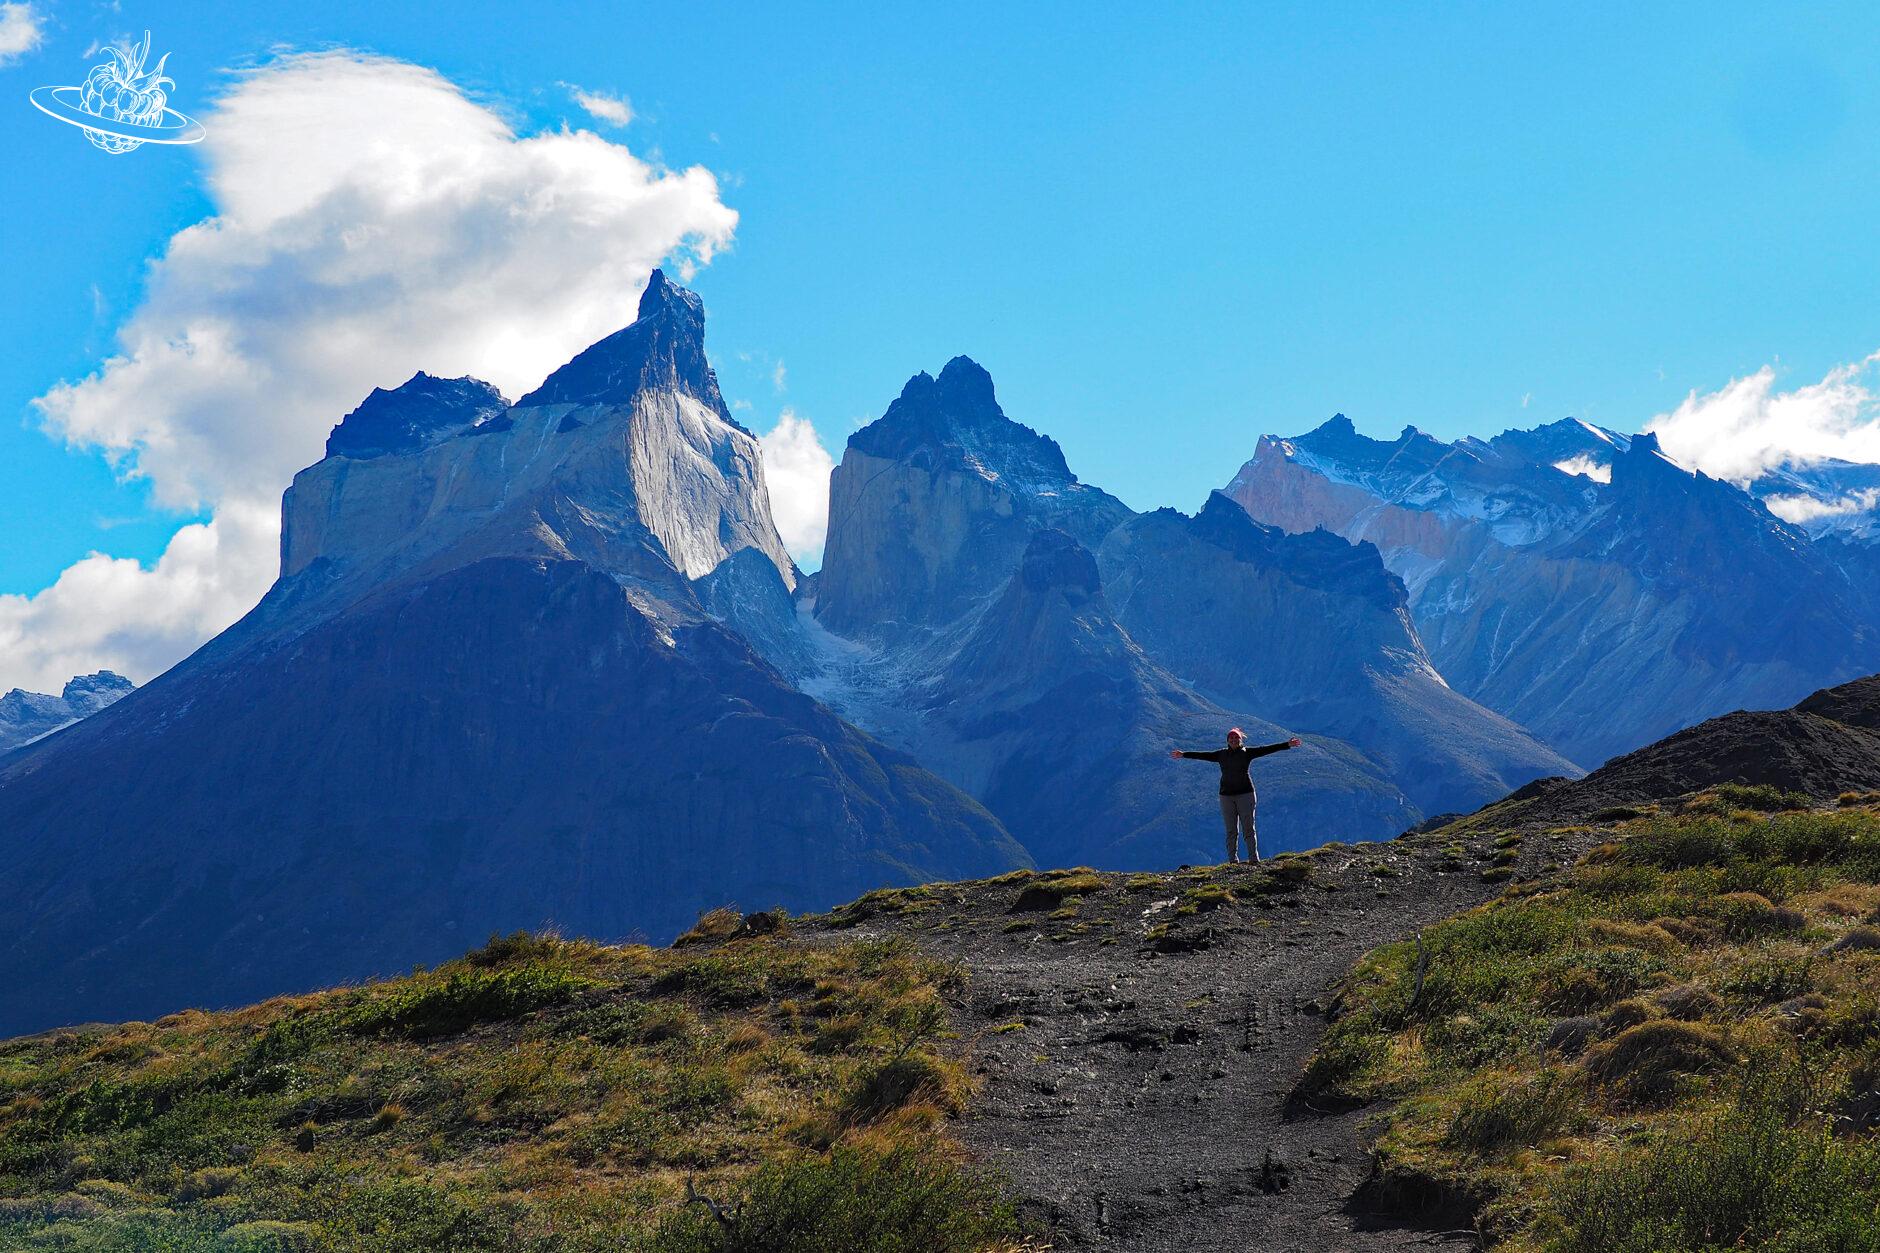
left=345, top=963, right=595, bottom=1038
left=656, top=1145, right=1022, bottom=1253
left=1583, top=1020, right=1734, bottom=1104
left=1549, top=1064, right=1880, bottom=1252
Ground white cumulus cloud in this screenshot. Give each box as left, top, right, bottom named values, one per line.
left=1763, top=488, right=1880, bottom=525
left=0, top=503, right=278, bottom=695
left=0, top=2, right=44, bottom=64
left=759, top=410, right=835, bottom=568
left=1645, top=351, right=1880, bottom=484
left=567, top=84, right=633, bottom=127
left=2, top=51, right=736, bottom=693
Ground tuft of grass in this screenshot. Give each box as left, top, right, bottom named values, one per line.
left=1583, top=1020, right=1734, bottom=1104
left=655, top=1144, right=1021, bottom=1253
left=675, top=907, right=746, bottom=946
left=1011, top=872, right=1104, bottom=911
left=1179, top=883, right=1235, bottom=912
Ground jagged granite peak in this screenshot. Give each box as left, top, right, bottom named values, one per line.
left=325, top=373, right=509, bottom=459
left=281, top=269, right=795, bottom=595
left=849, top=355, right=1073, bottom=485
left=0, top=670, right=135, bottom=754
left=516, top=269, right=735, bottom=423
left=817, top=357, right=1132, bottom=635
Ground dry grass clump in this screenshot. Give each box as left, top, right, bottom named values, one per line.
left=1583, top=1020, right=1735, bottom=1103
left=1011, top=871, right=1104, bottom=911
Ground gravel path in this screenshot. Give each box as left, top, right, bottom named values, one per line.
left=816, top=826, right=1594, bottom=1251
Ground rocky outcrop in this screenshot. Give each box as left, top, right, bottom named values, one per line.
left=0, top=275, right=1023, bottom=1037
left=0, top=671, right=134, bottom=754
left=1226, top=416, right=1880, bottom=768
left=324, top=373, right=509, bottom=459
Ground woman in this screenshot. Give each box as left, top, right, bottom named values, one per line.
left=1170, top=728, right=1301, bottom=863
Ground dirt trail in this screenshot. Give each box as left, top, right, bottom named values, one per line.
left=817, top=826, right=1592, bottom=1251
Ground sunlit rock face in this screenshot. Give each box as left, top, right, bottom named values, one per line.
left=1226, top=416, right=1880, bottom=768
left=0, top=274, right=1023, bottom=1038
left=282, top=269, right=795, bottom=596
left=814, top=356, right=1132, bottom=638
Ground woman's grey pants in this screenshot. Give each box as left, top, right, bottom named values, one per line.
left=1220, top=793, right=1258, bottom=862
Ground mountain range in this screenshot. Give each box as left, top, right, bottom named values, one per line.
left=1225, top=416, right=1880, bottom=767
left=5, top=273, right=1878, bottom=1036
left=0, top=275, right=1022, bottom=1035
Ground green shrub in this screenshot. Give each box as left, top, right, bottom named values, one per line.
left=461, top=930, right=563, bottom=967
left=345, top=964, right=595, bottom=1038
left=1536, top=948, right=1667, bottom=1015
left=656, top=1145, right=1022, bottom=1253
left=1548, top=1064, right=1880, bottom=1252
left=1442, top=1069, right=1579, bottom=1158
left=1424, top=1005, right=1549, bottom=1069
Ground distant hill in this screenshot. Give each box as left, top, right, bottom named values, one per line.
left=1456, top=671, right=1880, bottom=829
left=0, top=671, right=133, bottom=754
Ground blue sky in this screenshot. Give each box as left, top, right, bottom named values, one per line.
left=2, top=1, right=1878, bottom=686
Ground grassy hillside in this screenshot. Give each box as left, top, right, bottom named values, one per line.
left=0, top=919, right=1027, bottom=1252
left=1299, top=788, right=1880, bottom=1250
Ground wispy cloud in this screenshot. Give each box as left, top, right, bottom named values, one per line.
left=564, top=83, right=633, bottom=127
left=772, top=359, right=787, bottom=392
left=3, top=51, right=735, bottom=693
left=1645, top=351, right=1880, bottom=484
left=0, top=2, right=45, bottom=65
left=1553, top=453, right=1612, bottom=484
